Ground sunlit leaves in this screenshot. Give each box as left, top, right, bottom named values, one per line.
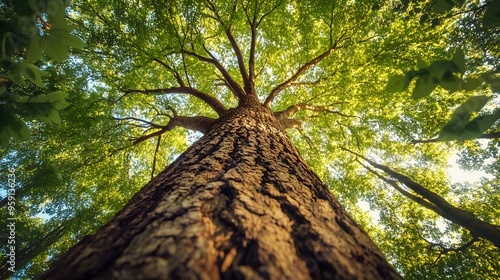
left=0, top=0, right=85, bottom=147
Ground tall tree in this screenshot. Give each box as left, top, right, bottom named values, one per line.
left=39, top=95, right=401, bottom=279
left=2, top=0, right=499, bottom=278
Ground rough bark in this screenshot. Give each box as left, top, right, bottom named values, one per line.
left=38, top=101, right=401, bottom=280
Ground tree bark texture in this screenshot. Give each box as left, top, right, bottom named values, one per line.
left=38, top=104, right=401, bottom=280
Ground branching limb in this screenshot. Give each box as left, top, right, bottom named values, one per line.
left=297, top=127, right=314, bottom=149
left=341, top=146, right=500, bottom=248
left=204, top=0, right=252, bottom=95
left=120, top=87, right=227, bottom=116
left=182, top=48, right=246, bottom=100
left=279, top=118, right=302, bottom=129
left=112, top=117, right=163, bottom=128
left=411, top=131, right=500, bottom=144
left=226, top=26, right=252, bottom=94
left=358, top=160, right=445, bottom=217
left=264, top=31, right=350, bottom=107
left=417, top=232, right=479, bottom=264
left=243, top=0, right=282, bottom=89
left=132, top=113, right=216, bottom=145
left=152, top=58, right=185, bottom=87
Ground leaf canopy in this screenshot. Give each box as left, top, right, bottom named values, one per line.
left=1, top=0, right=500, bottom=279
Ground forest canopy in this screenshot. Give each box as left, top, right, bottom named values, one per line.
left=1, top=0, right=499, bottom=278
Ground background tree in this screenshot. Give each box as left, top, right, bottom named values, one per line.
left=1, top=0, right=499, bottom=279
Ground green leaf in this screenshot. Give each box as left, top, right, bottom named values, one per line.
left=454, top=95, right=489, bottom=115
left=438, top=111, right=470, bottom=140
left=462, top=78, right=483, bottom=91
left=7, top=64, right=26, bottom=85
left=0, top=110, right=30, bottom=147
left=8, top=113, right=31, bottom=141
left=52, top=100, right=70, bottom=110
left=49, top=29, right=86, bottom=49
left=429, top=60, right=458, bottom=80
left=0, top=86, right=6, bottom=95
left=4, top=92, right=29, bottom=103
left=41, top=35, right=69, bottom=61
left=19, top=62, right=44, bottom=87
left=29, top=91, right=68, bottom=103
left=440, top=74, right=460, bottom=92
left=386, top=74, right=410, bottom=93
left=437, top=96, right=490, bottom=140
left=416, top=57, right=427, bottom=69
left=491, top=78, right=500, bottom=93
left=452, top=49, right=465, bottom=74
left=483, top=1, right=500, bottom=27
left=412, top=73, right=438, bottom=99
left=49, top=14, right=73, bottom=31
left=432, top=0, right=454, bottom=13
left=26, top=38, right=43, bottom=62
left=461, top=110, right=500, bottom=140
left=24, top=103, right=62, bottom=124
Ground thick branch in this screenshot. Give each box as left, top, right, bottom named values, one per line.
left=264, top=32, right=349, bottom=107
left=249, top=23, right=257, bottom=89
left=133, top=115, right=216, bottom=145
left=182, top=48, right=246, bottom=100
left=279, top=118, right=302, bottom=129
left=225, top=27, right=252, bottom=94
left=359, top=161, right=446, bottom=217
left=342, top=147, right=500, bottom=248
left=121, top=87, right=227, bottom=116
left=411, top=131, right=500, bottom=144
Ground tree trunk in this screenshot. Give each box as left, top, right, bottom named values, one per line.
left=38, top=103, right=401, bottom=279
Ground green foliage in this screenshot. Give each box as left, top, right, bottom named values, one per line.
left=2, top=0, right=499, bottom=279
left=0, top=0, right=85, bottom=148
left=386, top=49, right=466, bottom=99
left=387, top=47, right=499, bottom=141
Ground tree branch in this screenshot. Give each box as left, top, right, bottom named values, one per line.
left=183, top=48, right=246, bottom=100
left=112, top=117, right=163, bottom=128
left=133, top=115, right=216, bottom=145
left=342, top=146, right=500, bottom=248
left=120, top=87, right=227, bottom=116
left=411, top=131, right=500, bottom=144
left=226, top=26, right=252, bottom=94
left=279, top=118, right=302, bottom=129
left=264, top=31, right=349, bottom=107
left=204, top=0, right=252, bottom=95
left=359, top=160, right=445, bottom=217
left=418, top=232, right=479, bottom=264
left=152, top=58, right=185, bottom=87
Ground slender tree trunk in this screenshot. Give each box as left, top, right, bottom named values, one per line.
left=38, top=102, right=401, bottom=279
